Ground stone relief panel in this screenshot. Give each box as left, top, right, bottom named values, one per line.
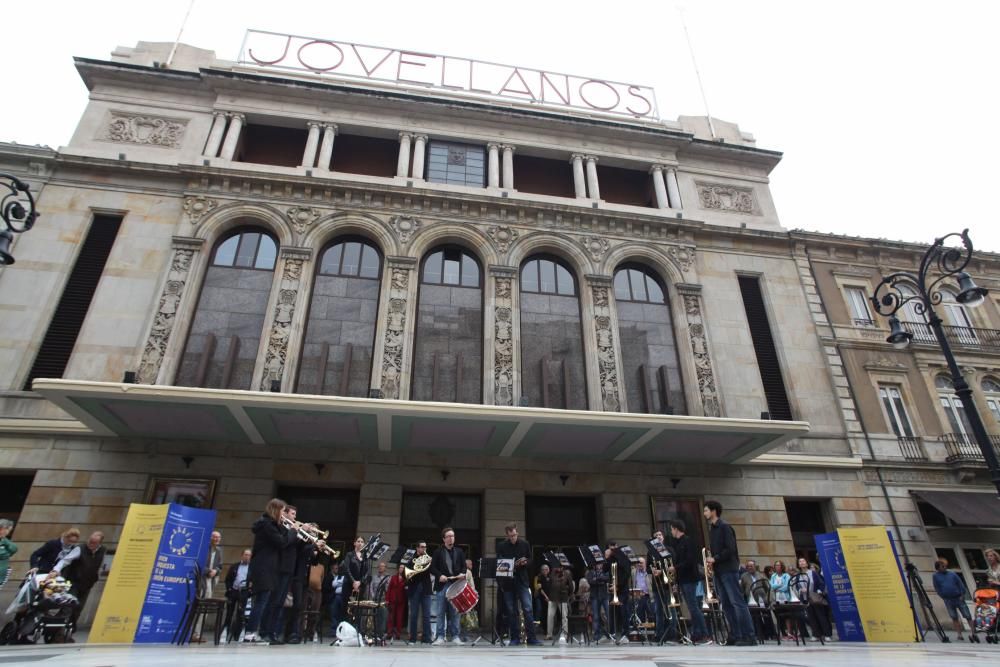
left=183, top=196, right=217, bottom=225
left=682, top=293, right=722, bottom=417
left=665, top=245, right=696, bottom=278
left=380, top=266, right=411, bottom=399
left=259, top=255, right=305, bottom=390
left=592, top=284, right=622, bottom=411
left=103, top=112, right=187, bottom=148
left=286, top=206, right=322, bottom=236
left=696, top=182, right=758, bottom=215
left=137, top=245, right=198, bottom=384
left=580, top=235, right=611, bottom=263
left=486, top=225, right=519, bottom=256
left=390, top=215, right=421, bottom=245
left=493, top=275, right=514, bottom=407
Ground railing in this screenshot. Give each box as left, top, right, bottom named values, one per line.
left=900, top=321, right=1000, bottom=350
left=897, top=436, right=927, bottom=462
left=941, top=433, right=1000, bottom=464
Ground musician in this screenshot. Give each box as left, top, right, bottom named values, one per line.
left=368, top=560, right=390, bottom=641
left=496, top=522, right=542, bottom=645
left=303, top=546, right=326, bottom=642
left=224, top=549, right=252, bottom=640
left=630, top=557, right=652, bottom=633
left=704, top=500, right=756, bottom=646
left=263, top=505, right=300, bottom=645
left=406, top=541, right=433, bottom=645
left=344, top=536, right=366, bottom=599
left=431, top=526, right=466, bottom=645
left=668, top=519, right=710, bottom=645
left=547, top=562, right=573, bottom=643
left=585, top=561, right=610, bottom=642
left=243, top=498, right=293, bottom=644
left=281, top=529, right=316, bottom=644
left=606, top=541, right=630, bottom=639
left=386, top=563, right=407, bottom=641
left=460, top=558, right=479, bottom=641
left=647, top=530, right=678, bottom=642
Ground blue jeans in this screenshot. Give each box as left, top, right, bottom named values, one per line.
left=680, top=581, right=709, bottom=641
left=502, top=583, right=537, bottom=643
left=591, top=596, right=609, bottom=639
left=716, top=570, right=755, bottom=641
left=245, top=588, right=272, bottom=635
left=408, top=590, right=432, bottom=643
left=434, top=586, right=460, bottom=639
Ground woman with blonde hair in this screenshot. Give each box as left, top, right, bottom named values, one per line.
left=985, top=549, right=1000, bottom=587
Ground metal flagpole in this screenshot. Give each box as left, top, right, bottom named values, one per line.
left=676, top=4, right=717, bottom=140
left=166, top=0, right=197, bottom=68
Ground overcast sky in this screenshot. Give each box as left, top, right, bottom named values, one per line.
left=4, top=0, right=998, bottom=253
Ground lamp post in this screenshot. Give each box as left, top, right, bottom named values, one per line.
left=869, top=228, right=998, bottom=496
left=0, top=173, right=39, bottom=265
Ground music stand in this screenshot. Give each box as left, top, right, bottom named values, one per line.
left=389, top=546, right=412, bottom=566
left=479, top=557, right=506, bottom=647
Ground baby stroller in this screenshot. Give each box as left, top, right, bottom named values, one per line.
left=972, top=588, right=1000, bottom=643
left=0, top=573, right=79, bottom=644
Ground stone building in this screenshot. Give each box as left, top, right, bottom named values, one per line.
left=0, top=37, right=998, bottom=625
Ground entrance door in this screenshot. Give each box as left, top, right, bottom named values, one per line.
left=0, top=473, right=34, bottom=533
left=276, top=485, right=359, bottom=558
left=784, top=499, right=830, bottom=564
left=525, top=495, right=598, bottom=578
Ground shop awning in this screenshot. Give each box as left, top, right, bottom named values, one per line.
left=913, top=490, right=1000, bottom=527
left=29, top=379, right=810, bottom=464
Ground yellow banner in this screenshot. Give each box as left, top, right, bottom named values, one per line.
left=837, top=526, right=912, bottom=642
left=89, top=503, right=168, bottom=643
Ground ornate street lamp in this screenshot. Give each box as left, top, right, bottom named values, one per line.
left=870, top=229, right=999, bottom=495
left=0, top=173, right=39, bottom=265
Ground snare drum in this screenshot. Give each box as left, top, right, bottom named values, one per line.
left=446, top=579, right=480, bottom=615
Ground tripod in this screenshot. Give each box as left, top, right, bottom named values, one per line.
left=904, top=562, right=949, bottom=643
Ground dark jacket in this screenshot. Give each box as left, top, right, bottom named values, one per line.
left=933, top=569, right=967, bottom=600
left=708, top=519, right=740, bottom=572
left=406, top=559, right=432, bottom=597
left=586, top=567, right=609, bottom=602
left=429, top=545, right=466, bottom=592
left=671, top=533, right=700, bottom=584
left=609, top=548, right=631, bottom=594
left=225, top=561, right=251, bottom=600
left=277, top=532, right=299, bottom=576
left=30, top=539, right=66, bottom=574
left=64, top=544, right=105, bottom=594
left=344, top=550, right=365, bottom=591
left=497, top=538, right=532, bottom=590
left=549, top=569, right=574, bottom=604
left=248, top=514, right=291, bottom=592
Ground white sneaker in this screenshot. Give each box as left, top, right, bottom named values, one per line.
left=619, top=637, right=629, bottom=645
left=432, top=637, right=446, bottom=645
left=241, top=632, right=257, bottom=643
left=558, top=636, right=567, bottom=644
left=451, top=637, right=464, bottom=645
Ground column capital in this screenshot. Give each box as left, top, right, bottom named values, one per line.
left=398, top=131, right=413, bottom=141
left=212, top=110, right=228, bottom=118
left=502, top=144, right=516, bottom=153
left=227, top=112, right=246, bottom=122
left=584, top=154, right=598, bottom=163
left=171, top=236, right=205, bottom=251
left=306, top=121, right=323, bottom=130
left=487, top=142, right=502, bottom=151
left=280, top=246, right=313, bottom=260
left=584, top=274, right=614, bottom=287
left=570, top=153, right=585, bottom=163
left=675, top=282, right=703, bottom=295
left=412, top=133, right=428, bottom=142
left=323, top=122, right=339, bottom=133
left=386, top=255, right=418, bottom=269
left=488, top=264, right=517, bottom=277
left=649, top=164, right=665, bottom=174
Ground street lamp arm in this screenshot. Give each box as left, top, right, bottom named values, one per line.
left=0, top=173, right=38, bottom=234
left=871, top=272, right=922, bottom=318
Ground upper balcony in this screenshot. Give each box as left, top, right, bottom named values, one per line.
left=900, top=321, right=1000, bottom=352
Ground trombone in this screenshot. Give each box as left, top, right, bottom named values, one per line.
left=701, top=548, right=719, bottom=609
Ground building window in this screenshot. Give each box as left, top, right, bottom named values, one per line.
left=614, top=266, right=665, bottom=304
left=422, top=247, right=480, bottom=287
left=213, top=229, right=278, bottom=270
left=318, top=239, right=381, bottom=278
left=983, top=377, right=1000, bottom=424
left=426, top=141, right=485, bottom=187
left=521, top=257, right=576, bottom=296
left=738, top=275, right=793, bottom=420
left=936, top=375, right=973, bottom=440
left=878, top=384, right=915, bottom=438
left=845, top=286, right=874, bottom=326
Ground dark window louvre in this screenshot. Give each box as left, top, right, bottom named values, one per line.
left=737, top=275, right=793, bottom=420
left=23, top=215, right=123, bottom=388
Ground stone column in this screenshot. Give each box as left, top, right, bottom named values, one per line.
left=487, top=143, right=501, bottom=188
left=301, top=121, right=322, bottom=168
left=257, top=247, right=312, bottom=392
left=665, top=167, right=682, bottom=209
left=502, top=144, right=515, bottom=189
left=411, top=134, right=428, bottom=179
left=219, top=113, right=245, bottom=161
left=677, top=284, right=721, bottom=417
left=396, top=132, right=413, bottom=178
left=584, top=155, right=600, bottom=200
left=370, top=256, right=418, bottom=399
left=650, top=165, right=669, bottom=209
left=586, top=276, right=625, bottom=412
left=316, top=123, right=338, bottom=170
left=486, top=266, right=518, bottom=407
left=570, top=154, right=586, bottom=198
left=136, top=237, right=204, bottom=384
left=203, top=112, right=227, bottom=158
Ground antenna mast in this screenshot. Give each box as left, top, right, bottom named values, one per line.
left=677, top=5, right=717, bottom=139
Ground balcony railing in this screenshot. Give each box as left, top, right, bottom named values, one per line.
left=901, top=321, right=1000, bottom=350
left=897, top=436, right=927, bottom=462
left=941, top=433, right=1000, bottom=464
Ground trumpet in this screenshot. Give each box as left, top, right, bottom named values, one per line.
left=610, top=561, right=621, bottom=606
left=701, top=548, right=719, bottom=609
left=282, top=516, right=339, bottom=558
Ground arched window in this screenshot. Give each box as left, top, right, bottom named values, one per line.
left=936, top=375, right=973, bottom=442
left=519, top=254, right=587, bottom=409
left=177, top=227, right=278, bottom=389
left=411, top=246, right=483, bottom=403
left=896, top=284, right=933, bottom=342
left=983, top=377, right=1000, bottom=425
left=296, top=237, right=383, bottom=397
left=613, top=263, right=686, bottom=414
left=941, top=290, right=978, bottom=345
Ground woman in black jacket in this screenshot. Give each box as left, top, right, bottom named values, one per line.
left=243, top=498, right=291, bottom=643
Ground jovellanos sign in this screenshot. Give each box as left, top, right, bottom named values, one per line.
left=238, top=30, right=660, bottom=120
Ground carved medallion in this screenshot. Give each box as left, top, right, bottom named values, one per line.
left=183, top=196, right=217, bottom=225
left=286, top=206, right=321, bottom=236
left=104, top=112, right=186, bottom=148
left=487, top=225, right=519, bottom=255
left=580, top=235, right=610, bottom=263
left=390, top=215, right=421, bottom=245
left=666, top=245, right=695, bottom=275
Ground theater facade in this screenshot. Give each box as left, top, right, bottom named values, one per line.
left=1, top=36, right=999, bottom=623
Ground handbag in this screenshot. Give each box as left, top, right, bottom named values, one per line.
left=808, top=590, right=828, bottom=606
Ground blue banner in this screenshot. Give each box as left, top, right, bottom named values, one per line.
left=815, top=531, right=865, bottom=641
left=134, top=503, right=216, bottom=643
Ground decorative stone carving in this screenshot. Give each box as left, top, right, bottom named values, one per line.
left=104, top=112, right=186, bottom=148
left=864, top=357, right=909, bottom=372
left=286, top=206, right=321, bottom=235
left=183, top=196, right=217, bottom=225
left=380, top=266, right=411, bottom=399
left=863, top=468, right=951, bottom=485
left=390, top=215, right=420, bottom=245
left=591, top=284, right=622, bottom=412
left=682, top=293, right=722, bottom=417
left=580, top=235, right=610, bottom=263
left=137, top=243, right=200, bottom=384
left=486, top=225, right=519, bottom=255
left=697, top=182, right=757, bottom=214
left=260, top=255, right=306, bottom=390
left=493, top=276, right=514, bottom=407
left=666, top=245, right=695, bottom=276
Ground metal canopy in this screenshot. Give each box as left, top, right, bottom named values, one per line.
left=912, top=490, right=1000, bottom=527
left=31, top=380, right=809, bottom=464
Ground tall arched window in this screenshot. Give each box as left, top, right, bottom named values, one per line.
left=897, top=284, right=934, bottom=342
left=613, top=264, right=686, bottom=414
left=411, top=246, right=483, bottom=403
left=296, top=237, right=382, bottom=397
left=941, top=290, right=978, bottom=345
left=936, top=375, right=973, bottom=442
left=176, top=227, right=278, bottom=389
left=519, top=255, right=587, bottom=409
left=983, top=377, right=1000, bottom=426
